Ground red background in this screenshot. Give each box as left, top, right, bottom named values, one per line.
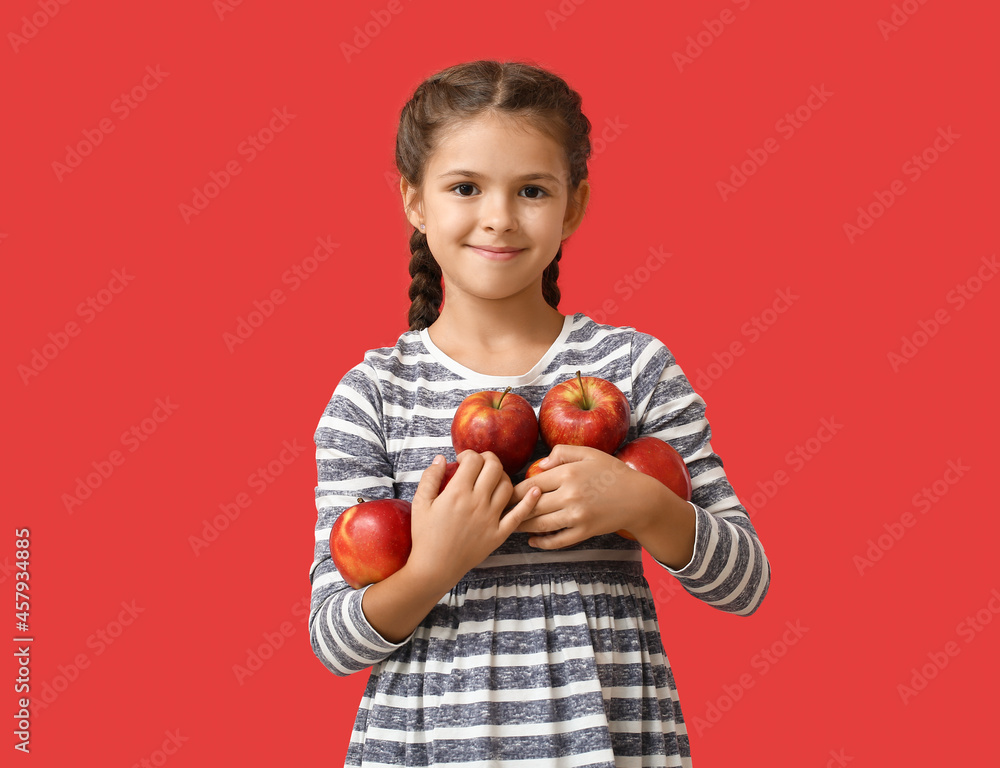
left=3, top=0, right=998, bottom=765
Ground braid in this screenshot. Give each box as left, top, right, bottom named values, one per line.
left=407, top=229, right=443, bottom=331
left=541, top=246, right=562, bottom=309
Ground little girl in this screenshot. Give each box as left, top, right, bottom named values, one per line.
left=309, top=59, right=771, bottom=767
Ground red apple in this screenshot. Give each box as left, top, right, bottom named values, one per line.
left=614, top=436, right=693, bottom=540
left=439, top=461, right=459, bottom=492
left=539, top=371, right=631, bottom=454
left=525, top=456, right=548, bottom=479
left=451, top=386, right=539, bottom=475
left=329, top=497, right=412, bottom=589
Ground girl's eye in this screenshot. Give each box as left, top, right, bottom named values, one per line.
left=449, top=184, right=549, bottom=199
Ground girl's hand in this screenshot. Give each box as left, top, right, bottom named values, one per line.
left=507, top=444, right=665, bottom=549
left=406, top=450, right=542, bottom=591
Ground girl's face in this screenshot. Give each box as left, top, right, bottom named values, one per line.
left=402, top=112, right=589, bottom=305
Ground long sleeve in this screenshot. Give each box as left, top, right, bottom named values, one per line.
left=630, top=330, right=771, bottom=616
left=308, top=360, right=415, bottom=676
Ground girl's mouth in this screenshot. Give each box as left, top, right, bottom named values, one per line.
left=467, top=245, right=524, bottom=261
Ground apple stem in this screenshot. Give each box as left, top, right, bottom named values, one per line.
left=575, top=370, right=591, bottom=410
left=497, top=386, right=512, bottom=408
left=357, top=497, right=364, bottom=504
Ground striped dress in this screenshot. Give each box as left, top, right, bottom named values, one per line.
left=309, top=312, right=771, bottom=767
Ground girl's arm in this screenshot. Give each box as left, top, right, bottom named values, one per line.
left=308, top=360, right=415, bottom=676
left=309, top=362, right=539, bottom=673
left=629, top=330, right=771, bottom=616
left=357, top=561, right=455, bottom=645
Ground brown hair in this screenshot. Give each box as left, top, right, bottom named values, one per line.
left=396, top=60, right=592, bottom=332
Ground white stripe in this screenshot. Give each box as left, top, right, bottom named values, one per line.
left=421, top=609, right=638, bottom=637
left=703, top=496, right=743, bottom=514
left=401, top=642, right=642, bottom=679
left=316, top=477, right=393, bottom=493
left=313, top=604, right=353, bottom=676
left=383, top=401, right=452, bottom=420
left=315, top=491, right=393, bottom=510
left=459, top=575, right=640, bottom=602
left=642, top=388, right=700, bottom=427
left=365, top=350, right=631, bottom=397
left=336, top=379, right=383, bottom=430
left=316, top=445, right=372, bottom=461
left=733, top=551, right=770, bottom=616
left=691, top=466, right=726, bottom=487
left=704, top=525, right=756, bottom=608
left=313, top=526, right=332, bottom=542
left=311, top=569, right=344, bottom=591
left=676, top=510, right=719, bottom=582
left=329, top=597, right=380, bottom=666
left=366, top=679, right=682, bottom=712
left=684, top=519, right=738, bottom=595
left=369, top=677, right=604, bottom=709
left=630, top=337, right=665, bottom=416
left=363, top=710, right=618, bottom=743
left=386, top=435, right=459, bottom=452
left=316, top=412, right=381, bottom=442
left=340, top=592, right=398, bottom=656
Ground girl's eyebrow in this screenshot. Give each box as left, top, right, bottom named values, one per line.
left=436, top=169, right=563, bottom=186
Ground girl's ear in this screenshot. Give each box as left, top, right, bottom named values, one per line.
left=562, top=180, right=591, bottom=239
left=400, top=178, right=424, bottom=230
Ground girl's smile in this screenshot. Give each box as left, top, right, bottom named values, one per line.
left=466, top=244, right=525, bottom=261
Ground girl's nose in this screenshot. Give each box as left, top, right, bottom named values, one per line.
left=479, top=195, right=518, bottom=232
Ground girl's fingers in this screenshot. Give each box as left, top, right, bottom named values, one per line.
left=528, top=527, right=578, bottom=550
left=516, top=507, right=571, bottom=534
left=412, top=455, right=446, bottom=508
left=515, top=514, right=549, bottom=533
left=489, top=471, right=513, bottom=512
left=475, top=451, right=506, bottom=494
left=498, top=486, right=542, bottom=539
